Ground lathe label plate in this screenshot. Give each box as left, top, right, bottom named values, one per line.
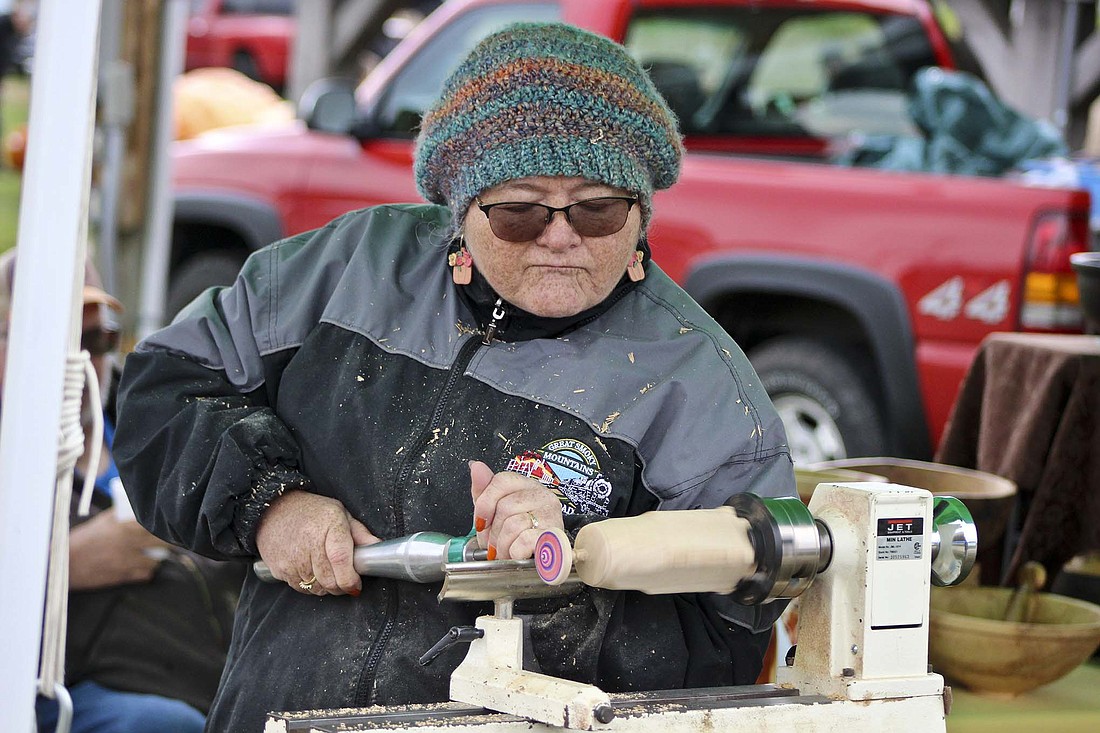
left=875, top=517, right=924, bottom=561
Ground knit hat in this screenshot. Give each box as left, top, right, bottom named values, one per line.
left=414, top=22, right=683, bottom=232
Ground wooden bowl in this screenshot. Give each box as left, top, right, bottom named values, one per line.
left=929, top=586, right=1100, bottom=695
left=810, top=458, right=1017, bottom=548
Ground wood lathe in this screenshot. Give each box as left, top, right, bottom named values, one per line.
left=264, top=482, right=977, bottom=733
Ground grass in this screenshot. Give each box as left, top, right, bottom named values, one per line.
left=0, top=74, right=30, bottom=255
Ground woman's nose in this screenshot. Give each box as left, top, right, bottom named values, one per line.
left=537, top=210, right=582, bottom=249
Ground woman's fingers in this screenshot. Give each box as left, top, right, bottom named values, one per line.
left=308, top=541, right=338, bottom=596
left=499, top=510, right=546, bottom=560
left=469, top=460, right=495, bottom=543
left=348, top=515, right=381, bottom=546
left=470, top=468, right=565, bottom=560
left=326, top=518, right=368, bottom=595
left=256, top=490, right=374, bottom=596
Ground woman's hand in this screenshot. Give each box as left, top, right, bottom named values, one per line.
left=256, top=491, right=380, bottom=596
left=469, top=460, right=564, bottom=560
left=69, top=511, right=172, bottom=590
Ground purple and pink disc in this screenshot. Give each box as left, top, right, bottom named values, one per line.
left=535, top=528, right=570, bottom=585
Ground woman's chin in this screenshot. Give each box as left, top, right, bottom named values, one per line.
left=511, top=281, right=611, bottom=319
left=517, top=295, right=588, bottom=319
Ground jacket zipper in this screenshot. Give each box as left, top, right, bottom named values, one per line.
left=354, top=333, right=486, bottom=706
left=483, top=298, right=507, bottom=345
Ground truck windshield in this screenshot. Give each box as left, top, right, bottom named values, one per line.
left=625, top=7, right=938, bottom=147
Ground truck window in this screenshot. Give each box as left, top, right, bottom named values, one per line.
left=625, top=7, right=936, bottom=143
left=374, top=3, right=560, bottom=138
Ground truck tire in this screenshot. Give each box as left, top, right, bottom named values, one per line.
left=166, top=251, right=246, bottom=320
left=748, top=337, right=885, bottom=464
left=232, top=50, right=261, bottom=83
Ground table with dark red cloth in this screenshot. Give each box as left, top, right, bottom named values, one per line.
left=935, top=333, right=1100, bottom=585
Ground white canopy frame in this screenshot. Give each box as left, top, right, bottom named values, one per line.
left=0, top=1, right=104, bottom=730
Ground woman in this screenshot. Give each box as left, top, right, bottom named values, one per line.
left=115, top=21, right=795, bottom=732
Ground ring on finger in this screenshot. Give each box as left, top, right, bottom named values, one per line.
left=527, top=511, right=540, bottom=530
left=298, top=574, right=317, bottom=591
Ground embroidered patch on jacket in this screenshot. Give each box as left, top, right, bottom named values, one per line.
left=506, top=439, right=612, bottom=516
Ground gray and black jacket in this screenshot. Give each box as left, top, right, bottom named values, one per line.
left=114, top=204, right=795, bottom=732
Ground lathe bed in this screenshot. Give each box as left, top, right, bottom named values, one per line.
left=266, top=683, right=950, bottom=732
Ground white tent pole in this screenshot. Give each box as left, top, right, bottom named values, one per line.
left=0, top=0, right=103, bottom=729
left=138, top=0, right=188, bottom=338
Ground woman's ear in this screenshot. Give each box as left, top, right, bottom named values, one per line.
left=626, top=249, right=646, bottom=282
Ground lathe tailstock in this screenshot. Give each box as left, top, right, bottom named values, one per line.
left=265, top=482, right=977, bottom=733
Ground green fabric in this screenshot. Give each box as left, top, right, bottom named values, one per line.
left=842, top=68, right=1066, bottom=177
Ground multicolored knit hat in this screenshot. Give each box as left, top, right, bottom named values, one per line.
left=414, top=22, right=683, bottom=232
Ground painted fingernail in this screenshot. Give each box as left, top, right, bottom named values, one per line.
left=475, top=517, right=487, bottom=532
left=350, top=588, right=361, bottom=597
left=487, top=545, right=497, bottom=561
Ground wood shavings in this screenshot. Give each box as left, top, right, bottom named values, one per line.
left=722, top=348, right=732, bottom=359
left=597, top=411, right=621, bottom=433
left=593, top=436, right=608, bottom=454
left=628, top=352, right=635, bottom=363
left=427, top=428, right=442, bottom=444
left=639, top=382, right=655, bottom=394
left=455, top=321, right=478, bottom=336
left=497, top=432, right=515, bottom=452
left=356, top=375, right=365, bottom=382
left=573, top=389, right=586, bottom=394
left=678, top=326, right=693, bottom=334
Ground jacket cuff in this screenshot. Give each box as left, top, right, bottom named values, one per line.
left=233, top=465, right=311, bottom=554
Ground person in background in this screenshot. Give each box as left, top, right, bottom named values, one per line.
left=113, top=22, right=796, bottom=733
left=0, top=250, right=245, bottom=733
left=0, top=0, right=30, bottom=151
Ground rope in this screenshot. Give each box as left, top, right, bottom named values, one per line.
left=37, top=351, right=102, bottom=733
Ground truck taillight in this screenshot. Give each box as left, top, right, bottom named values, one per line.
left=1020, top=211, right=1089, bottom=331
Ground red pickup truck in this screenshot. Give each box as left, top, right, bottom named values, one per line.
left=167, top=0, right=1091, bottom=464
left=185, top=0, right=294, bottom=90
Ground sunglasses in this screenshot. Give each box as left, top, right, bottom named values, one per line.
left=81, top=327, right=120, bottom=356
left=476, top=195, right=639, bottom=242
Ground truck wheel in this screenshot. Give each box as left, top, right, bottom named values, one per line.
left=166, top=251, right=246, bottom=319
left=232, top=50, right=261, bottom=82
left=748, top=337, right=885, bottom=463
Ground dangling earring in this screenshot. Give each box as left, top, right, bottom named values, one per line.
left=449, top=243, right=473, bottom=285
left=626, top=249, right=646, bottom=282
